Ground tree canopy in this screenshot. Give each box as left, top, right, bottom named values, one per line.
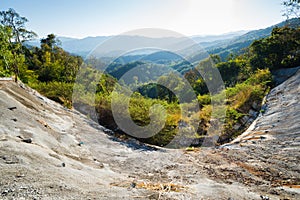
left=0, top=8, right=36, bottom=43
left=249, top=26, right=300, bottom=70
left=0, top=8, right=37, bottom=81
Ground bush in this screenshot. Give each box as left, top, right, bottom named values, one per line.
left=197, top=94, right=211, bottom=106
left=217, top=69, right=272, bottom=143
left=29, top=81, right=74, bottom=108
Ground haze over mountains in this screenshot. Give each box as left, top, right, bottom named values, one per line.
left=27, top=31, right=247, bottom=57
left=26, top=18, right=299, bottom=60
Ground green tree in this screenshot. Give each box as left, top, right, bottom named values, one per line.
left=0, top=8, right=37, bottom=81
left=41, top=33, right=60, bottom=50
left=157, top=72, right=194, bottom=103
left=250, top=26, right=300, bottom=70
left=29, top=34, right=82, bottom=83
left=0, top=26, right=14, bottom=77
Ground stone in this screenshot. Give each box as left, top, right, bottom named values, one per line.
left=252, top=102, right=260, bottom=110
left=249, top=109, right=258, bottom=118
left=241, top=116, right=249, bottom=124
left=8, top=106, right=17, bottom=111
left=260, top=195, right=269, bottom=200
left=22, top=138, right=32, bottom=143
left=78, top=141, right=84, bottom=146
left=1, top=155, right=20, bottom=164
left=2, top=189, right=8, bottom=195
left=233, top=123, right=241, bottom=130
left=130, top=182, right=136, bottom=188
left=260, top=136, right=267, bottom=140
left=261, top=104, right=267, bottom=112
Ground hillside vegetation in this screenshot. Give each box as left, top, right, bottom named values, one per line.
left=1, top=9, right=299, bottom=147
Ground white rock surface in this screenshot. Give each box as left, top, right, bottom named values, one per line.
left=0, top=68, right=299, bottom=199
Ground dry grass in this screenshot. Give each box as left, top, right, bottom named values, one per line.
left=136, top=181, right=185, bottom=192
left=111, top=181, right=186, bottom=192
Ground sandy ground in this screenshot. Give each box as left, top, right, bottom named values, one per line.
left=0, top=70, right=299, bottom=199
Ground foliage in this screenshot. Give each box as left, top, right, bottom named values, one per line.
left=218, top=69, right=272, bottom=142
left=197, top=94, right=211, bottom=106
left=250, top=26, right=300, bottom=70
left=0, top=8, right=37, bottom=81
left=0, top=8, right=37, bottom=43
left=216, top=58, right=251, bottom=87
left=95, top=90, right=181, bottom=146
left=0, top=26, right=13, bottom=77
left=27, top=34, right=84, bottom=83
left=29, top=81, right=74, bottom=108
left=0, top=8, right=294, bottom=147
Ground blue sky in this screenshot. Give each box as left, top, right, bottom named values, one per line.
left=1, top=0, right=285, bottom=38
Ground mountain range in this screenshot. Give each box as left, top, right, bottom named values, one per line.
left=26, top=18, right=299, bottom=60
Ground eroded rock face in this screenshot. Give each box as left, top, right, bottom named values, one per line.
left=233, top=68, right=300, bottom=143
left=0, top=68, right=299, bottom=199
left=220, top=69, right=300, bottom=198
left=73, top=102, right=98, bottom=122
left=272, top=66, right=300, bottom=86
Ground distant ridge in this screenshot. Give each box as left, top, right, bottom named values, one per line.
left=25, top=18, right=299, bottom=58
left=205, top=18, right=300, bottom=60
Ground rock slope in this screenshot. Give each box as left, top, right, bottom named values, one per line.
left=0, top=69, right=299, bottom=199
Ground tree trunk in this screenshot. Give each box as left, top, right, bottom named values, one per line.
left=14, top=64, right=18, bottom=82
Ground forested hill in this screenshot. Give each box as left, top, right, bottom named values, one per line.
left=198, top=18, right=300, bottom=61
left=1, top=1, right=300, bottom=198
left=0, top=8, right=299, bottom=147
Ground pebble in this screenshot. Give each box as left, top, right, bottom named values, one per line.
left=130, top=182, right=136, bottom=188
left=22, top=138, right=32, bottom=143
left=8, top=106, right=17, bottom=111
left=260, top=195, right=269, bottom=200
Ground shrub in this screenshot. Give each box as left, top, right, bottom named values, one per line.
left=29, top=81, right=74, bottom=108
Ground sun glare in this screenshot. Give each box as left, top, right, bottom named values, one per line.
left=179, top=0, right=235, bottom=35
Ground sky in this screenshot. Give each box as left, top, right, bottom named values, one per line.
left=1, top=0, right=285, bottom=39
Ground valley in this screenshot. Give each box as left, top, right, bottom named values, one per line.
left=0, top=2, right=299, bottom=199
left=0, top=66, right=299, bottom=199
